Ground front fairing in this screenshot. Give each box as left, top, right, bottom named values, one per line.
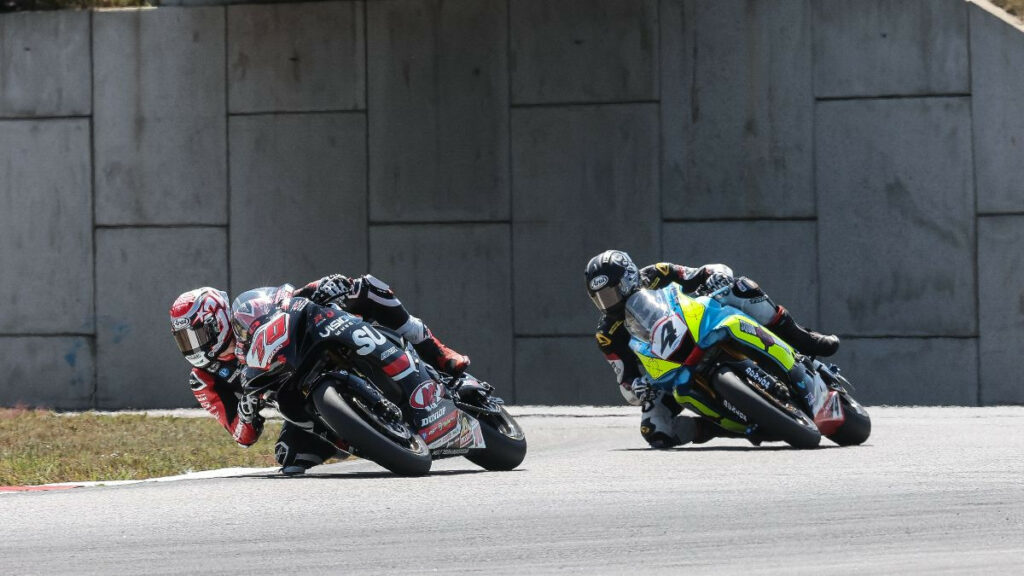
left=625, top=286, right=703, bottom=386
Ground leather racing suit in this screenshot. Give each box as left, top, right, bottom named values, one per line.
left=189, top=274, right=459, bottom=472
left=595, top=262, right=797, bottom=448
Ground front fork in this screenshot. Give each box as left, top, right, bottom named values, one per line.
left=791, top=358, right=846, bottom=434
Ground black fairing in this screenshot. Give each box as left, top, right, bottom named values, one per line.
left=240, top=298, right=427, bottom=401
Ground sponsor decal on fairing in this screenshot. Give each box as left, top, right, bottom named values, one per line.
left=352, top=326, right=387, bottom=355
left=738, top=321, right=776, bottom=350
left=318, top=316, right=357, bottom=338
left=744, top=366, right=774, bottom=391
left=409, top=380, right=446, bottom=410
left=722, top=399, right=748, bottom=422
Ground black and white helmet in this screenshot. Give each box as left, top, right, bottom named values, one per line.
left=585, top=250, right=640, bottom=313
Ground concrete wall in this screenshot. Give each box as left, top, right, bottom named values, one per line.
left=1, top=0, right=1022, bottom=409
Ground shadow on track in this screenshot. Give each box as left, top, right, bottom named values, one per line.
left=245, top=468, right=512, bottom=480
left=613, top=444, right=843, bottom=452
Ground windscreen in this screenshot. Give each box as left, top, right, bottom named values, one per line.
left=623, top=289, right=671, bottom=342
left=230, top=287, right=281, bottom=345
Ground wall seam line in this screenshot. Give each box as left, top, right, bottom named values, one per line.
left=507, top=0, right=517, bottom=404
left=967, top=1, right=982, bottom=407
left=364, top=0, right=371, bottom=274
left=89, top=9, right=98, bottom=410
left=224, top=6, right=232, bottom=295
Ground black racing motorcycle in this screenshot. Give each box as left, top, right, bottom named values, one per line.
left=233, top=287, right=527, bottom=476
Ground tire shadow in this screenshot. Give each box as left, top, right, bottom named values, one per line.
left=613, top=444, right=844, bottom=452
left=247, top=468, right=507, bottom=480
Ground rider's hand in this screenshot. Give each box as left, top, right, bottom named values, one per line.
left=310, top=274, right=354, bottom=305
left=630, top=377, right=651, bottom=402
left=704, top=272, right=733, bottom=294
left=238, top=393, right=264, bottom=424
left=619, top=380, right=643, bottom=406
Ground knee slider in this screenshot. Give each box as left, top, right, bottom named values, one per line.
left=641, top=418, right=682, bottom=449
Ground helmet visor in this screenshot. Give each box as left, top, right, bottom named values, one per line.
left=172, top=323, right=215, bottom=364
left=590, top=285, right=624, bottom=312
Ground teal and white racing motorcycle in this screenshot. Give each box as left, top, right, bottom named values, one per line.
left=624, top=284, right=871, bottom=448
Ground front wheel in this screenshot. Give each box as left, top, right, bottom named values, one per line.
left=312, top=384, right=431, bottom=476
left=465, top=406, right=527, bottom=471
left=712, top=367, right=821, bottom=449
left=826, top=392, right=871, bottom=446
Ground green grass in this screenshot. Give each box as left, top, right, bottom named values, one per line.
left=0, top=408, right=282, bottom=486
left=2, top=0, right=147, bottom=10
left=994, top=0, right=1024, bottom=19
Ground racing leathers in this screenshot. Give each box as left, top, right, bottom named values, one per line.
left=595, top=262, right=838, bottom=448
left=189, top=273, right=468, bottom=473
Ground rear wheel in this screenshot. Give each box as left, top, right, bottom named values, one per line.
left=465, top=406, right=527, bottom=471
left=826, top=393, right=871, bottom=446
left=312, top=384, right=431, bottom=476
left=712, top=367, right=820, bottom=449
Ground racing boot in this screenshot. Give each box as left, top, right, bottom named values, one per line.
left=769, top=307, right=840, bottom=357
left=413, top=329, right=470, bottom=376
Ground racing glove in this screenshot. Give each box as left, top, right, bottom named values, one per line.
left=309, top=274, right=354, bottom=305
left=624, top=377, right=651, bottom=405
left=704, top=272, right=733, bottom=295
left=238, top=392, right=264, bottom=425
left=619, top=380, right=642, bottom=406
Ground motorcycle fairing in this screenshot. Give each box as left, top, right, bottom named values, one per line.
left=674, top=392, right=748, bottom=433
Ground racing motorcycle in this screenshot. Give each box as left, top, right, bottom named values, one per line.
left=625, top=284, right=871, bottom=448
left=233, top=287, right=527, bottom=476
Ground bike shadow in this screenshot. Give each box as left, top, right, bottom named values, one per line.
left=614, top=444, right=843, bottom=452
left=247, top=468, right=504, bottom=480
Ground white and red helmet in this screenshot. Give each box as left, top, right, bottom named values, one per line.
left=170, top=287, right=233, bottom=368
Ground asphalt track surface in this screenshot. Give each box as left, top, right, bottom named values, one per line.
left=2, top=406, right=1022, bottom=575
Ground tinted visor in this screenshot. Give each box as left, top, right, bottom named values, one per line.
left=590, top=285, right=624, bottom=312
left=172, top=322, right=215, bottom=356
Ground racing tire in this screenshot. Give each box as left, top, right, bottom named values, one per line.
left=465, top=406, right=528, bottom=471
left=712, top=367, right=821, bottom=449
left=826, top=393, right=871, bottom=446
left=312, top=384, right=432, bottom=477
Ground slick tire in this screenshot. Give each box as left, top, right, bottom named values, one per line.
left=465, top=406, right=528, bottom=471
left=312, top=384, right=431, bottom=477
left=826, top=393, right=871, bottom=446
left=712, top=367, right=821, bottom=449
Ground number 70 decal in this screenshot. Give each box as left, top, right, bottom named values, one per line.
left=246, top=313, right=290, bottom=369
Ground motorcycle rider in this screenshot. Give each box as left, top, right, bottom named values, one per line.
left=169, top=273, right=469, bottom=474
left=584, top=249, right=840, bottom=449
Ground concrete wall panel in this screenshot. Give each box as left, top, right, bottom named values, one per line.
left=369, top=223, right=512, bottom=389
left=96, top=228, right=228, bottom=409
left=368, top=0, right=508, bottom=222
left=516, top=337, right=624, bottom=405
left=0, top=119, right=93, bottom=334
left=512, top=104, right=660, bottom=335
left=229, top=113, right=367, bottom=294
left=813, top=0, right=969, bottom=98
left=662, top=220, right=819, bottom=326
left=816, top=98, right=975, bottom=336
left=93, top=8, right=227, bottom=225
left=228, top=2, right=365, bottom=113
left=661, top=0, right=814, bottom=219
left=0, top=12, right=91, bottom=118
left=510, top=0, right=658, bottom=104
left=978, top=216, right=1024, bottom=405
left=970, top=4, right=1024, bottom=213
left=837, top=338, right=977, bottom=406
left=0, top=337, right=94, bottom=409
